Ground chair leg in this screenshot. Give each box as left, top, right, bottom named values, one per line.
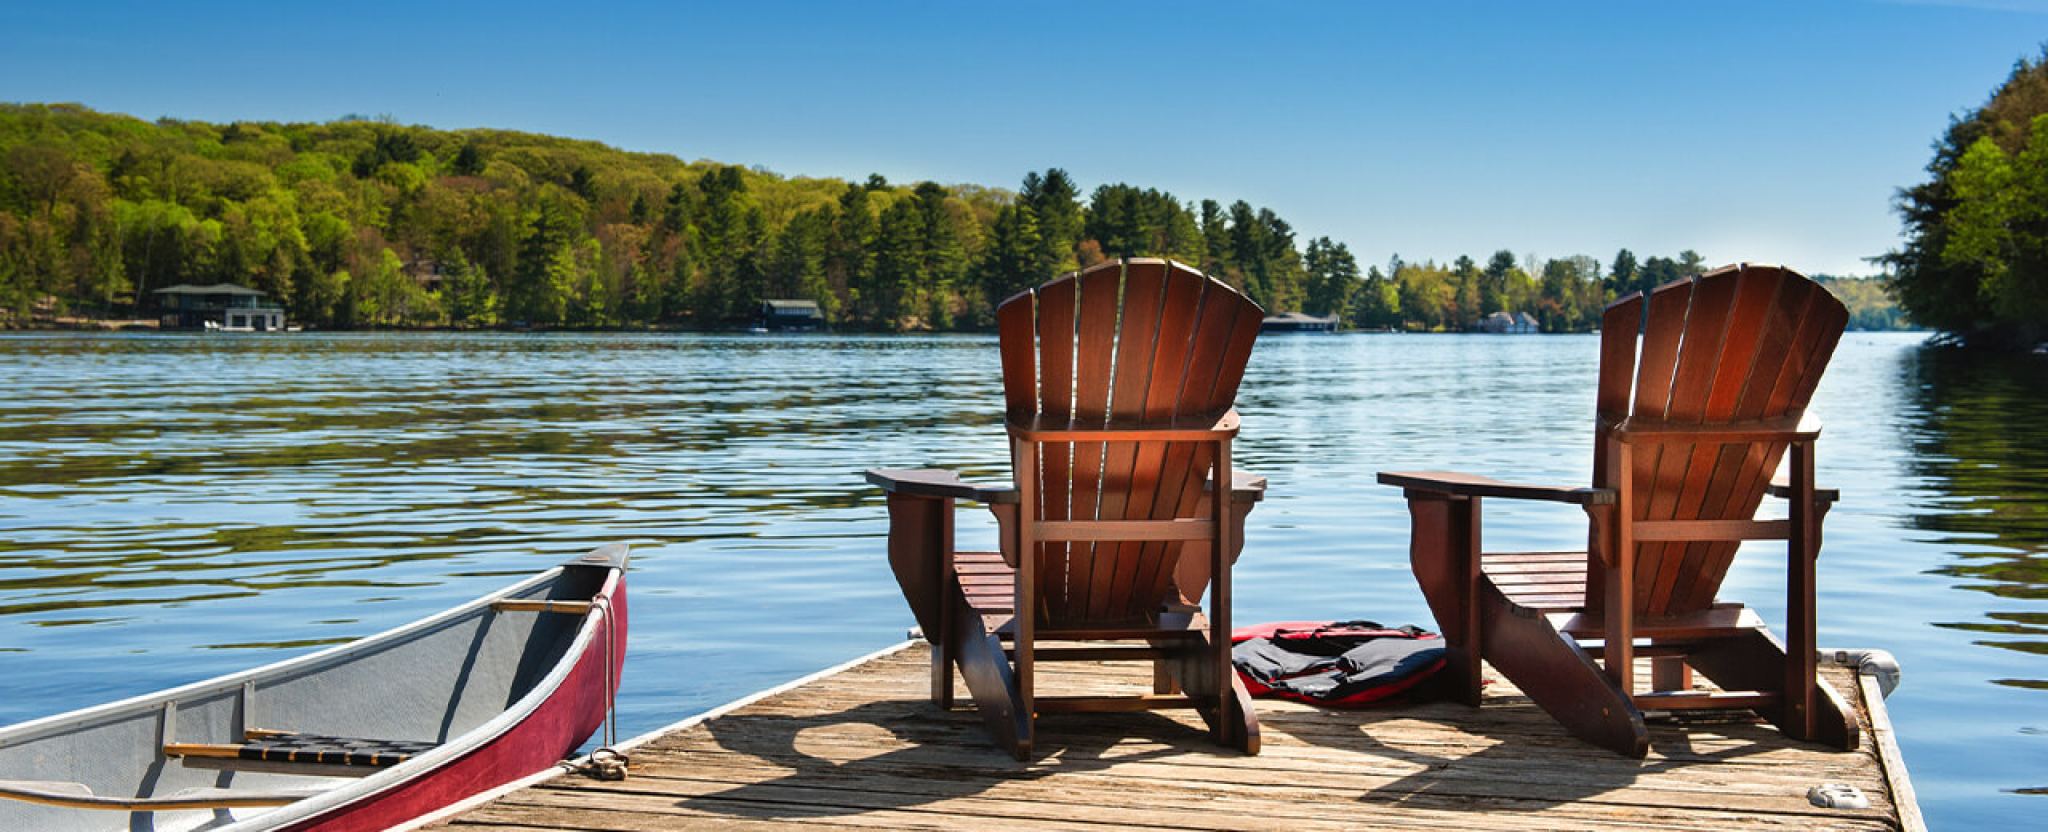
left=930, top=637, right=955, bottom=709
left=1153, top=660, right=1179, bottom=695
left=1479, top=582, right=1648, bottom=757
left=1686, top=626, right=1859, bottom=750
left=1229, top=670, right=1261, bottom=754
left=1651, top=657, right=1691, bottom=692
left=1160, top=628, right=1260, bottom=754
left=943, top=587, right=1032, bottom=759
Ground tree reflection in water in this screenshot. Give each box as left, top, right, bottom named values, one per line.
left=1901, top=345, right=2048, bottom=689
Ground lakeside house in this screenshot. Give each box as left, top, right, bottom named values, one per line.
left=153, top=283, right=287, bottom=331
left=1478, top=310, right=1539, bottom=334
left=1260, top=311, right=1340, bottom=333
left=756, top=299, right=823, bottom=331
left=403, top=258, right=446, bottom=288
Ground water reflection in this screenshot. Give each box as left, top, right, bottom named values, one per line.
left=1899, top=345, right=2048, bottom=687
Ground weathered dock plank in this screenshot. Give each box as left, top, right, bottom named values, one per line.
left=421, top=642, right=1912, bottom=831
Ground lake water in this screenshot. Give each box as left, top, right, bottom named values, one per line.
left=0, top=331, right=2040, bottom=826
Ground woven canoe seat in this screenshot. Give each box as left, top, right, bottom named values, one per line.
left=233, top=732, right=438, bottom=767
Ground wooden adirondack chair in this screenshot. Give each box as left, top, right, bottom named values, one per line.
left=867, top=258, right=1267, bottom=760
left=1378, top=263, right=1860, bottom=757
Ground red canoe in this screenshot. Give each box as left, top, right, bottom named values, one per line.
left=0, top=545, right=629, bottom=832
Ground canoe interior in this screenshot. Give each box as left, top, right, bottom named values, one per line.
left=0, top=563, right=611, bottom=832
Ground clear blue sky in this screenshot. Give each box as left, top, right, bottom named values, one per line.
left=4, top=1, right=2045, bottom=276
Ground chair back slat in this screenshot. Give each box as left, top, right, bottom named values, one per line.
left=1126, top=272, right=1221, bottom=603
left=1633, top=272, right=1740, bottom=613
left=1610, top=278, right=1688, bottom=613
left=997, top=293, right=1037, bottom=418
left=1051, top=267, right=1116, bottom=619
left=995, top=259, right=1261, bottom=625
left=1662, top=270, right=1805, bottom=609
left=1594, top=264, right=1847, bottom=616
left=1089, top=263, right=1166, bottom=618
left=1595, top=296, right=1644, bottom=421
left=1134, top=277, right=1262, bottom=606
left=1673, top=277, right=1847, bottom=609
left=1088, top=263, right=1167, bottom=620
left=1035, top=278, right=1076, bottom=612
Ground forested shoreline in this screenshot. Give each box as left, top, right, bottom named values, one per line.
left=0, top=103, right=1905, bottom=333
left=1886, top=48, right=2048, bottom=348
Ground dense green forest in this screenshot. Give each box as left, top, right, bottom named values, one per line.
left=1887, top=46, right=2048, bottom=348
left=0, top=103, right=1904, bottom=332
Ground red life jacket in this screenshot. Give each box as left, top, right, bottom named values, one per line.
left=1230, top=620, right=1447, bottom=708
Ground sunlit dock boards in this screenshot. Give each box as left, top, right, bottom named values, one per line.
left=421, top=641, right=1918, bottom=831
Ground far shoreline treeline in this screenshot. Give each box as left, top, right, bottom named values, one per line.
left=0, top=103, right=1906, bottom=334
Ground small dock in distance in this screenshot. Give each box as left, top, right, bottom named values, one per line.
left=424, top=642, right=1918, bottom=831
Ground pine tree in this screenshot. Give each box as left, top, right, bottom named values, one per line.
left=510, top=188, right=580, bottom=324
left=1453, top=255, right=1481, bottom=327
left=1258, top=208, right=1305, bottom=311
left=827, top=183, right=876, bottom=323
left=914, top=182, right=966, bottom=327
left=452, top=141, right=485, bottom=176
left=694, top=166, right=754, bottom=320
left=1609, top=249, right=1639, bottom=295
left=767, top=208, right=833, bottom=321
left=873, top=197, right=924, bottom=328
left=1639, top=255, right=1684, bottom=293
left=443, top=248, right=498, bottom=327
left=1678, top=249, right=1705, bottom=276
left=1022, top=169, right=1081, bottom=277
left=977, top=202, right=1040, bottom=311
left=1481, top=249, right=1516, bottom=316
left=1303, top=237, right=1360, bottom=319
left=1199, top=199, right=1228, bottom=275
left=1348, top=264, right=1401, bottom=329
left=1226, top=200, right=1262, bottom=297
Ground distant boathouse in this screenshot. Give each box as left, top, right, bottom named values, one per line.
left=1478, top=310, right=1540, bottom=334
left=1259, top=311, right=1340, bottom=333
left=153, top=283, right=287, bottom=331
left=756, top=299, right=824, bottom=331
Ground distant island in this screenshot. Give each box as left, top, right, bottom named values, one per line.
left=0, top=103, right=1909, bottom=333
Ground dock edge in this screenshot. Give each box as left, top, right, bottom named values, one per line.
left=1821, top=648, right=1925, bottom=832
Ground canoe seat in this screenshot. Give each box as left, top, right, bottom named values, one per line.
left=165, top=730, right=438, bottom=768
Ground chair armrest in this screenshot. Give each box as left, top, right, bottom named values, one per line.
left=1609, top=412, right=1822, bottom=445
left=1378, top=470, right=1616, bottom=505
left=869, top=468, right=1257, bottom=507
left=1766, top=475, right=1840, bottom=505
left=865, top=468, right=1019, bottom=504
left=1008, top=409, right=1240, bottom=442
left=1208, top=471, right=1268, bottom=504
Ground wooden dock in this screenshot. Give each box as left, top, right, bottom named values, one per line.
left=417, top=641, right=1919, bottom=831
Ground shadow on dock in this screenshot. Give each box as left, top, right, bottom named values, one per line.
left=680, top=701, right=1196, bottom=818
left=436, top=643, right=1906, bottom=831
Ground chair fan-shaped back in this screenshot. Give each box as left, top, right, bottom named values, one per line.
left=1593, top=264, right=1849, bottom=616
left=994, top=259, right=1264, bottom=625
